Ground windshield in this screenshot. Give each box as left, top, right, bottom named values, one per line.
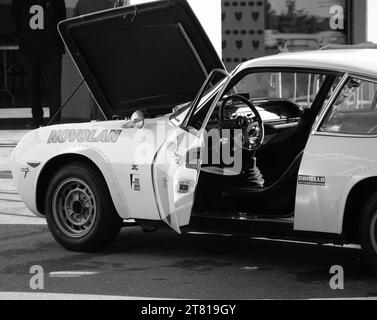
left=170, top=70, right=229, bottom=127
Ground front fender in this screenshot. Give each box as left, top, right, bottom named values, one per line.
left=12, top=137, right=132, bottom=219
left=40, top=147, right=133, bottom=220
left=10, top=125, right=136, bottom=219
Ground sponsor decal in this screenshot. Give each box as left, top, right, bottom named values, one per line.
left=130, top=174, right=141, bottom=191
left=27, top=162, right=41, bottom=169
left=47, top=129, right=122, bottom=144
left=178, top=181, right=190, bottom=194
left=21, top=168, right=30, bottom=179
left=298, top=175, right=326, bottom=187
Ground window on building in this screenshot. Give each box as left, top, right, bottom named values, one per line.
left=320, top=77, right=377, bottom=135
left=222, top=0, right=349, bottom=70
left=265, top=0, right=348, bottom=53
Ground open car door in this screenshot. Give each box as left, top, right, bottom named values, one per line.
left=152, top=69, right=229, bottom=233
left=153, top=128, right=203, bottom=233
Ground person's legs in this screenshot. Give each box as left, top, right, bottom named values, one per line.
left=24, top=57, right=44, bottom=127
left=43, top=55, right=62, bottom=124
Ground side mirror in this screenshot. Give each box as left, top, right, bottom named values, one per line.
left=131, top=110, right=145, bottom=129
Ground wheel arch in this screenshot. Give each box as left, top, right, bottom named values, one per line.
left=342, top=176, right=377, bottom=242
left=36, top=153, right=118, bottom=216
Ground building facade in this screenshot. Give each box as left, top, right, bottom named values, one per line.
left=0, top=0, right=370, bottom=126
left=222, top=0, right=367, bottom=70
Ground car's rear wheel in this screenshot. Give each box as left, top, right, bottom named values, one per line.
left=359, top=193, right=377, bottom=272
left=45, top=161, right=122, bottom=252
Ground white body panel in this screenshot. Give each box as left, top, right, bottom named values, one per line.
left=295, top=134, right=377, bottom=234
left=11, top=116, right=178, bottom=222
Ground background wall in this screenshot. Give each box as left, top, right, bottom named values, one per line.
left=222, top=0, right=266, bottom=71
left=0, top=0, right=370, bottom=121
left=367, top=0, right=376, bottom=42
left=353, top=0, right=367, bottom=43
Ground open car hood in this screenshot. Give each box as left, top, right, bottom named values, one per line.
left=58, top=0, right=224, bottom=119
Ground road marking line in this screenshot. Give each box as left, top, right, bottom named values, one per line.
left=0, top=212, right=44, bottom=219
left=311, top=297, right=377, bottom=300
left=1, top=292, right=375, bottom=300
left=49, top=271, right=99, bottom=278
left=0, top=292, right=174, bottom=300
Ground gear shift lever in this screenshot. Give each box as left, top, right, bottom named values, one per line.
left=243, top=149, right=265, bottom=187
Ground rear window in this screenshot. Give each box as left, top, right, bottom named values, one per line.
left=320, top=77, right=377, bottom=135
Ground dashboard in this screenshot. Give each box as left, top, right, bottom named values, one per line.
left=203, top=98, right=304, bottom=145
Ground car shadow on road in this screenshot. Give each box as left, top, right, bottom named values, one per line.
left=104, top=228, right=376, bottom=282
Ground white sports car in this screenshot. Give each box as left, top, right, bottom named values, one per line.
left=11, top=0, right=377, bottom=272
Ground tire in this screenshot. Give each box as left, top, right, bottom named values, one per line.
left=45, top=161, right=122, bottom=252
left=359, top=192, right=377, bottom=272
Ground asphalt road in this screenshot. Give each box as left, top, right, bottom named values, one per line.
left=1, top=146, right=377, bottom=300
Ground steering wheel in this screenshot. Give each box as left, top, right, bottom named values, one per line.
left=219, top=95, right=265, bottom=151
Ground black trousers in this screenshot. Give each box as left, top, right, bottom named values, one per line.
left=23, top=55, right=62, bottom=125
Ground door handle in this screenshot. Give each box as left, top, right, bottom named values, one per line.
left=173, top=152, right=182, bottom=164
left=185, top=148, right=202, bottom=170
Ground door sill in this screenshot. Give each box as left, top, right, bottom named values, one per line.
left=192, top=211, right=294, bottom=223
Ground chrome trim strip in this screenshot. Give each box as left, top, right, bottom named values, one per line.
left=191, top=212, right=294, bottom=224
left=183, top=69, right=230, bottom=130
left=200, top=73, right=233, bottom=133
left=313, top=131, right=377, bottom=139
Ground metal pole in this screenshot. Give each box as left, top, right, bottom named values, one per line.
left=3, top=50, right=6, bottom=89
left=2, top=49, right=15, bottom=105
left=48, top=78, right=86, bottom=126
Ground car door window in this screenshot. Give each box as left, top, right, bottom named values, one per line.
left=235, top=71, right=328, bottom=109
left=320, top=77, right=377, bottom=135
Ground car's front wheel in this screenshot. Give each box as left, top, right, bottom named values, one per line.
left=45, top=161, right=122, bottom=252
left=359, top=192, right=377, bottom=272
